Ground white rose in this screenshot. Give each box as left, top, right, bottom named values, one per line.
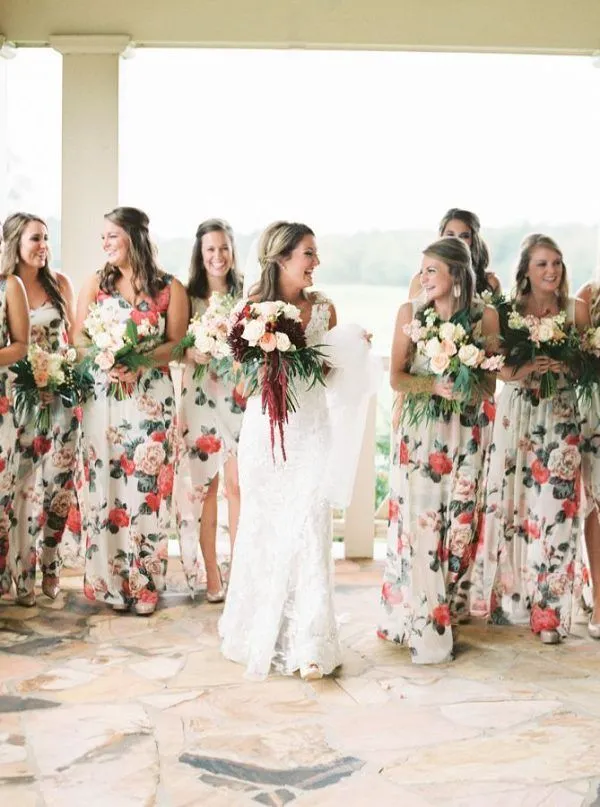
left=537, top=319, right=555, bottom=342
left=424, top=337, right=442, bottom=359
left=94, top=331, right=114, bottom=350
left=242, top=319, right=266, bottom=345
left=256, top=301, right=280, bottom=318
left=454, top=324, right=466, bottom=341
left=441, top=339, right=458, bottom=356
left=282, top=303, right=302, bottom=322
left=439, top=322, right=457, bottom=342
left=275, top=332, right=291, bottom=352
left=430, top=352, right=450, bottom=374
left=195, top=333, right=215, bottom=355
left=458, top=343, right=483, bottom=367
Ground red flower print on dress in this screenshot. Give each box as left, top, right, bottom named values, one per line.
left=32, top=436, right=52, bottom=456
left=151, top=431, right=167, bottom=443
left=531, top=459, right=550, bottom=485
left=108, top=507, right=130, bottom=528
left=432, top=603, right=451, bottom=626
left=523, top=519, right=541, bottom=540
left=482, top=399, right=496, bottom=422
left=388, top=499, right=399, bottom=521
left=145, top=492, right=161, bottom=512
left=562, top=499, right=578, bottom=519
left=120, top=454, right=135, bottom=476
left=530, top=605, right=560, bottom=634
left=138, top=588, right=159, bottom=604
left=429, top=451, right=453, bottom=476
left=66, top=505, right=81, bottom=534
left=131, top=309, right=159, bottom=328
left=0, top=397, right=9, bottom=415
left=73, top=406, right=83, bottom=422
left=195, top=434, right=222, bottom=455
left=399, top=440, right=409, bottom=466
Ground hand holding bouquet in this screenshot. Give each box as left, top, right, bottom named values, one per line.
left=173, top=292, right=234, bottom=382
left=10, top=344, right=93, bottom=433
left=503, top=307, right=581, bottom=399
left=403, top=306, right=504, bottom=425
left=227, top=300, right=325, bottom=460
left=82, top=300, right=159, bottom=399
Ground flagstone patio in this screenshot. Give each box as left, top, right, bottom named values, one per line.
left=1, top=559, right=600, bottom=807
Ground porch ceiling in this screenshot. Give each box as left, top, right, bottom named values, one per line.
left=1, top=0, right=600, bottom=55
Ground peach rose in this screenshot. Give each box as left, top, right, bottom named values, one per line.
left=50, top=489, right=73, bottom=518
left=133, top=441, right=166, bottom=476
left=258, top=332, right=277, bottom=352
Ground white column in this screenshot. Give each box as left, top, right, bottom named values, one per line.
left=343, top=395, right=377, bottom=558
left=50, top=35, right=131, bottom=290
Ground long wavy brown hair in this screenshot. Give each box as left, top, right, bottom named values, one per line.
left=99, top=207, right=166, bottom=298
left=512, top=233, right=569, bottom=313
left=421, top=236, right=475, bottom=314
left=250, top=221, right=315, bottom=302
left=1, top=212, right=67, bottom=323
left=187, top=218, right=242, bottom=300
left=439, top=208, right=491, bottom=295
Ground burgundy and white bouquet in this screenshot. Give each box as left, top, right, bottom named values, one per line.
left=227, top=300, right=325, bottom=459
left=81, top=299, right=160, bottom=399
left=503, top=308, right=581, bottom=399
left=173, top=292, right=234, bottom=382
left=403, top=306, right=503, bottom=425
left=10, top=344, right=93, bottom=433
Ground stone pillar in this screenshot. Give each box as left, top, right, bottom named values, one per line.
left=344, top=395, right=377, bottom=558
left=50, top=35, right=130, bottom=289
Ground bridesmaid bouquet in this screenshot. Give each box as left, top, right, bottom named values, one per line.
left=576, top=325, right=600, bottom=403
left=227, top=300, right=326, bottom=459
left=403, top=306, right=503, bottom=425
left=503, top=307, right=582, bottom=399
left=10, top=344, right=93, bottom=433
left=82, top=301, right=159, bottom=399
left=172, top=292, right=234, bottom=382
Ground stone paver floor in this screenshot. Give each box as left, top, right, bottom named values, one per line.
left=1, top=559, right=600, bottom=807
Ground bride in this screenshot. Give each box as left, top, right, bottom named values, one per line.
left=219, top=221, right=343, bottom=680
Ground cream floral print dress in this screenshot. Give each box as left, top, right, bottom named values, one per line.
left=83, top=277, right=176, bottom=609
left=0, top=279, right=19, bottom=593
left=10, top=301, right=81, bottom=598
left=472, top=299, right=587, bottom=636
left=175, top=294, right=245, bottom=591
left=378, top=300, right=495, bottom=664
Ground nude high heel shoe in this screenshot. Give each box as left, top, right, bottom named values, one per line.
left=205, top=565, right=225, bottom=604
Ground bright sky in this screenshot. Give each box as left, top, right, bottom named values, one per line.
left=5, top=47, right=600, bottom=237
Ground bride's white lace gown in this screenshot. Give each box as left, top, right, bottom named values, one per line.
left=219, top=299, right=342, bottom=679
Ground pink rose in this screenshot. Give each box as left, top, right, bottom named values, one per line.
left=258, top=332, right=277, bottom=352
left=95, top=350, right=115, bottom=371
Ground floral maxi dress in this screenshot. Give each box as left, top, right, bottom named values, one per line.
left=378, top=301, right=495, bottom=664
left=473, top=301, right=586, bottom=635
left=10, top=303, right=81, bottom=598
left=83, top=278, right=176, bottom=608
left=0, top=279, right=19, bottom=592
left=175, top=294, right=245, bottom=591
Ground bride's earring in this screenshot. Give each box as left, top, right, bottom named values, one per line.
left=521, top=276, right=530, bottom=293
left=453, top=284, right=461, bottom=299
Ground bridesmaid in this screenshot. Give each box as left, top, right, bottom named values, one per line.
left=74, top=207, right=188, bottom=615
left=575, top=278, right=600, bottom=639
left=1, top=213, right=80, bottom=606
left=0, top=223, right=30, bottom=595
left=176, top=219, right=244, bottom=601
left=408, top=209, right=501, bottom=299
left=378, top=237, right=498, bottom=664
left=475, top=234, right=589, bottom=644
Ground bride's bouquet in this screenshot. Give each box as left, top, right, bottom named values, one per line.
left=227, top=300, right=325, bottom=459
left=81, top=300, right=159, bottom=400
left=173, top=292, right=234, bottom=382
left=503, top=307, right=582, bottom=399
left=403, top=306, right=504, bottom=425
left=10, top=344, right=94, bottom=433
